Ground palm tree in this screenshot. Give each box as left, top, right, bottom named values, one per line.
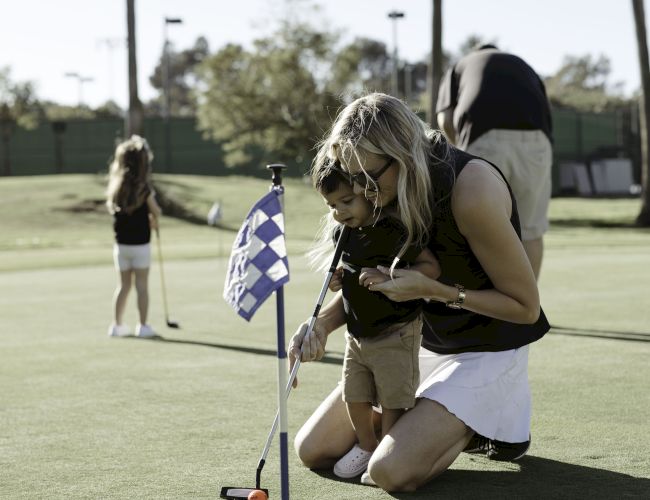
left=427, top=0, right=443, bottom=127
left=126, top=0, right=144, bottom=136
left=632, top=0, right=650, bottom=225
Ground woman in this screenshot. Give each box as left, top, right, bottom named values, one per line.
left=288, top=93, right=549, bottom=492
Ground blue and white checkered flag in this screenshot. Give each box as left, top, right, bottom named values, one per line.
left=223, top=187, right=289, bottom=321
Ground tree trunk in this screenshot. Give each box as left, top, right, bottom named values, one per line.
left=632, top=0, right=650, bottom=225
left=427, top=0, right=443, bottom=127
left=126, top=0, right=144, bottom=137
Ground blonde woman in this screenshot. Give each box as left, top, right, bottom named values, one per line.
left=106, top=135, right=162, bottom=338
left=288, top=93, right=549, bottom=491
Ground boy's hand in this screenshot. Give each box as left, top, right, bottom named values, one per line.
left=358, top=267, right=391, bottom=288
left=327, top=267, right=343, bottom=292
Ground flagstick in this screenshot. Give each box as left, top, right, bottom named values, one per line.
left=267, top=163, right=290, bottom=500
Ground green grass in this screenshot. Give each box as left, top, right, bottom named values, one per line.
left=1, top=175, right=649, bottom=499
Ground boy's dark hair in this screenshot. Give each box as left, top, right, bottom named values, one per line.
left=314, top=162, right=352, bottom=195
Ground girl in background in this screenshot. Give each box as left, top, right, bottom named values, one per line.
left=106, top=135, right=162, bottom=338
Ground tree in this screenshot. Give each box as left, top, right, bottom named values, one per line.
left=196, top=23, right=340, bottom=171
left=544, top=54, right=627, bottom=112
left=126, top=0, right=143, bottom=136
left=328, top=37, right=391, bottom=96
left=0, top=67, right=41, bottom=175
left=632, top=0, right=650, bottom=226
left=148, top=37, right=209, bottom=117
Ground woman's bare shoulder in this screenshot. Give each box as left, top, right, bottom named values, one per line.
left=452, top=159, right=511, bottom=224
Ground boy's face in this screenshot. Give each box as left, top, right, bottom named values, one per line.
left=322, top=183, right=375, bottom=228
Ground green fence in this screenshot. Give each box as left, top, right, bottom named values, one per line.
left=0, top=109, right=638, bottom=182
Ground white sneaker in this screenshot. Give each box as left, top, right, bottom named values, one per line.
left=108, top=324, right=131, bottom=337
left=333, top=444, right=373, bottom=479
left=360, top=471, right=377, bottom=486
left=135, top=324, right=157, bottom=338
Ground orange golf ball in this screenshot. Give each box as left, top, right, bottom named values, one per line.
left=248, top=490, right=268, bottom=500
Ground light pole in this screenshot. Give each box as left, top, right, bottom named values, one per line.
left=64, top=72, right=94, bottom=106
left=387, top=10, right=405, bottom=98
left=163, top=17, right=182, bottom=173
left=97, top=37, right=126, bottom=103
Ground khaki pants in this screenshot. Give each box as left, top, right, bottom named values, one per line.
left=467, top=129, right=553, bottom=240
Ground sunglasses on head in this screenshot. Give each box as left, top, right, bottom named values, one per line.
left=331, top=157, right=394, bottom=192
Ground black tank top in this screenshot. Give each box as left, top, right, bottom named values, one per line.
left=113, top=200, right=151, bottom=245
left=421, top=147, right=549, bottom=354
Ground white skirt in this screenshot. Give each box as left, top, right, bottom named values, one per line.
left=416, top=345, right=531, bottom=443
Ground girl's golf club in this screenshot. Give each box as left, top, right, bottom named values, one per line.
left=155, top=227, right=180, bottom=329
left=220, top=225, right=351, bottom=499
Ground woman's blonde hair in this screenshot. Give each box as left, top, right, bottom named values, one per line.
left=309, top=93, right=453, bottom=269
left=106, top=135, right=154, bottom=215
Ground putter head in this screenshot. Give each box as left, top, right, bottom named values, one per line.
left=166, top=320, right=180, bottom=329
left=220, top=486, right=268, bottom=499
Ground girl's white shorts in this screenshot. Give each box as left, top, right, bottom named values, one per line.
left=113, top=243, right=151, bottom=271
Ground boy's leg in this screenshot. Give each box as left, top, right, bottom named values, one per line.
left=380, top=408, right=404, bottom=438
left=347, top=402, right=379, bottom=451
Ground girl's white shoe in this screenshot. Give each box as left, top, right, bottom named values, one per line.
left=333, top=444, right=373, bottom=479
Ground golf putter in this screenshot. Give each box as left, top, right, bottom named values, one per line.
left=155, top=228, right=180, bottom=328
left=220, top=225, right=351, bottom=499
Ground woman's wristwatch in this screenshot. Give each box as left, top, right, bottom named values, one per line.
left=445, top=283, right=466, bottom=309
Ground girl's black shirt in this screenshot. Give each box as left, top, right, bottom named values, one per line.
left=113, top=195, right=151, bottom=245
left=422, top=147, right=550, bottom=354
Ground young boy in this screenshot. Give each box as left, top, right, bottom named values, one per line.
left=313, top=164, right=441, bottom=480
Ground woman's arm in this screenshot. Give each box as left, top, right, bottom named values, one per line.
left=449, top=160, right=540, bottom=323
left=411, top=247, right=441, bottom=281
left=364, top=161, right=540, bottom=324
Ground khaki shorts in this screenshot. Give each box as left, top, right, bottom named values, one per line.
left=342, top=316, right=422, bottom=410
left=466, top=129, right=553, bottom=240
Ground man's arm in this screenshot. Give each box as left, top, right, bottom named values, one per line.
left=437, top=109, right=456, bottom=145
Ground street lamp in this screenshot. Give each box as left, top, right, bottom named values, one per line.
left=387, top=10, right=405, bottom=98
left=163, top=17, right=182, bottom=172
left=64, top=72, right=94, bottom=106
left=97, top=37, right=126, bottom=103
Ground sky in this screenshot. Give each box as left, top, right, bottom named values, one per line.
left=0, top=0, right=642, bottom=108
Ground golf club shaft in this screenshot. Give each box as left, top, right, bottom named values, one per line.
left=255, top=225, right=351, bottom=488
left=155, top=228, right=171, bottom=321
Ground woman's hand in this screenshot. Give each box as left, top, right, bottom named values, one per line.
left=287, top=320, right=329, bottom=388
left=361, top=265, right=435, bottom=302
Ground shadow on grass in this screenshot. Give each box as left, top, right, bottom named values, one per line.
left=313, top=455, right=649, bottom=499
left=147, top=336, right=345, bottom=366
left=550, top=218, right=641, bottom=229
left=550, top=325, right=650, bottom=343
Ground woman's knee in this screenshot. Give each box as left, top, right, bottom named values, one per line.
left=294, top=429, right=320, bottom=468
left=368, top=454, right=419, bottom=493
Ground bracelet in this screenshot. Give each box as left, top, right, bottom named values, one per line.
left=445, top=284, right=466, bottom=309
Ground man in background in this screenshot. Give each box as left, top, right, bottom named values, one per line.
left=437, top=44, right=553, bottom=280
